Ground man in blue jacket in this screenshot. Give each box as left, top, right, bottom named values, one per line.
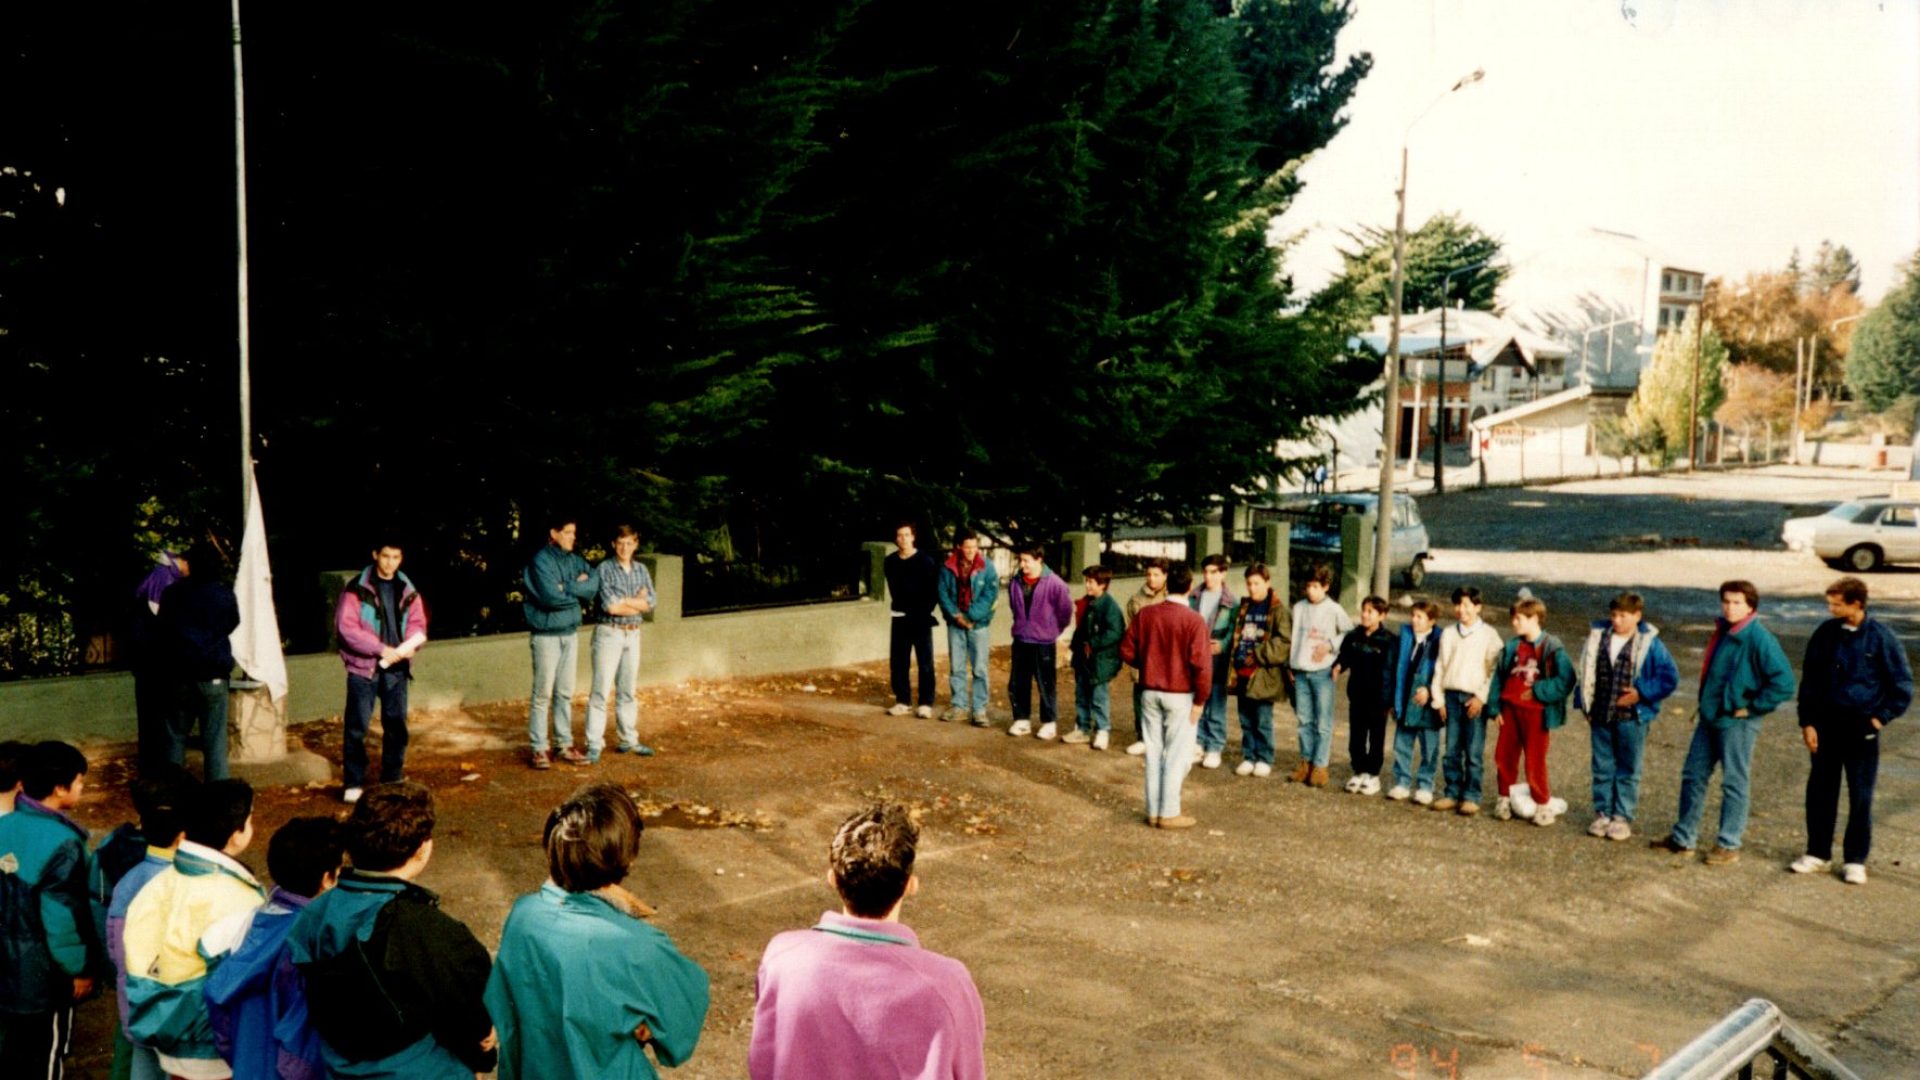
left=523, top=516, right=601, bottom=769
left=1652, top=580, right=1797, bottom=865
left=1790, top=577, right=1912, bottom=885
left=158, top=540, right=240, bottom=780
left=937, top=531, right=1000, bottom=726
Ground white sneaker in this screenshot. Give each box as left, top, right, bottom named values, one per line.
left=1588, top=814, right=1612, bottom=837
left=1413, top=788, right=1435, bottom=806
left=1494, top=797, right=1513, bottom=821
left=1544, top=796, right=1568, bottom=816
left=1344, top=774, right=1364, bottom=794
left=1789, top=854, right=1831, bottom=875
left=1252, top=762, right=1273, bottom=778
left=1202, top=750, right=1223, bottom=770
left=1191, top=744, right=1205, bottom=764
left=1843, top=863, right=1867, bottom=885
left=1234, top=760, right=1255, bottom=777
left=1062, top=729, right=1091, bottom=745
left=1359, top=774, right=1382, bottom=796
left=1008, top=720, right=1032, bottom=737
left=915, top=705, right=935, bottom=719
left=887, top=703, right=912, bottom=717
left=1092, top=730, right=1110, bottom=751
left=1509, top=783, right=1538, bottom=819
left=1125, top=741, right=1148, bottom=756
left=342, top=787, right=364, bottom=805
left=1387, top=784, right=1412, bottom=801
left=1533, top=808, right=1558, bottom=827
left=1036, top=721, right=1057, bottom=741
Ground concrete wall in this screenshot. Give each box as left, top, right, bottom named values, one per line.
left=1799, top=439, right=1914, bottom=471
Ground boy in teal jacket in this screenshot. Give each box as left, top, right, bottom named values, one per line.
left=1484, top=596, right=1576, bottom=826
left=486, top=784, right=709, bottom=1079
left=1065, top=567, right=1127, bottom=749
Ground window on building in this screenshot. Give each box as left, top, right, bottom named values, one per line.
left=1662, top=271, right=1673, bottom=292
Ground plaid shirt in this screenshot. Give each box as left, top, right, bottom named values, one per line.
left=596, top=559, right=654, bottom=628
left=1592, top=629, right=1637, bottom=724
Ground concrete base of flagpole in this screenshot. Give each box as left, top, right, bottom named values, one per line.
left=222, top=681, right=335, bottom=788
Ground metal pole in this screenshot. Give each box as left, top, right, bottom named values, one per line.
left=232, top=0, right=253, bottom=512
left=1435, top=303, right=1446, bottom=494
left=1372, top=144, right=1409, bottom=601
left=1791, top=337, right=1804, bottom=465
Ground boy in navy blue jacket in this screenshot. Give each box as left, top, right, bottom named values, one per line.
left=1388, top=602, right=1444, bottom=803
left=1575, top=592, right=1680, bottom=842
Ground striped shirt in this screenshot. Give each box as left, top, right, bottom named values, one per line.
left=596, top=559, right=654, bottom=628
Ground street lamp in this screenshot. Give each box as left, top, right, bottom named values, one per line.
left=1372, top=67, right=1485, bottom=600
left=1433, top=258, right=1490, bottom=496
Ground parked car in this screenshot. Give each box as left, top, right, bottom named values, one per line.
left=1781, top=498, right=1920, bottom=572
left=1257, top=493, right=1433, bottom=587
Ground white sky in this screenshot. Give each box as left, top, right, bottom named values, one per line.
left=1274, top=0, right=1920, bottom=302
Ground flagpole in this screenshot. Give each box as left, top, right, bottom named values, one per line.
left=232, top=0, right=252, bottom=514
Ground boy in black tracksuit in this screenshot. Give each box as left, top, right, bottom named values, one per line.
left=1334, top=595, right=1398, bottom=795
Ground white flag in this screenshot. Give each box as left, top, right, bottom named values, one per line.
left=230, top=467, right=289, bottom=702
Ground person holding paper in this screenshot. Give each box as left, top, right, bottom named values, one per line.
left=334, top=540, right=428, bottom=804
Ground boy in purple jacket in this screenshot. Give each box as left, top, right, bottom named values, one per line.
left=1006, top=544, right=1075, bottom=740
left=749, top=803, right=985, bottom=1080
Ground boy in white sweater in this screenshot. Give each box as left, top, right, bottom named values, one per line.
left=1429, top=586, right=1503, bottom=816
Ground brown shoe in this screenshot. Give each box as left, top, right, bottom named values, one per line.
left=1703, top=847, right=1741, bottom=866
left=1146, top=816, right=1161, bottom=828
left=1648, top=835, right=1694, bottom=855
left=1308, top=766, right=1330, bottom=788
left=1430, top=797, right=1458, bottom=812
left=1288, top=762, right=1311, bottom=783
left=1157, top=815, right=1198, bottom=830
left=529, top=750, right=552, bottom=771
left=1457, top=801, right=1481, bottom=817
left=557, top=747, right=590, bottom=766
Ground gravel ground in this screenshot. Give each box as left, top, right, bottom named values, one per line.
left=60, top=466, right=1920, bottom=1078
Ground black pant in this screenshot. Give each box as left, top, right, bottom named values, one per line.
left=0, top=1007, right=73, bottom=1080
left=889, top=618, right=935, bottom=707
left=1009, top=642, right=1058, bottom=723
left=1805, top=719, right=1882, bottom=864
left=1348, top=696, right=1389, bottom=775
left=344, top=668, right=411, bottom=789
left=132, top=668, right=173, bottom=774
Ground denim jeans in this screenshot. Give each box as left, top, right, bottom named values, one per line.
left=1392, top=723, right=1440, bottom=792
left=1671, top=717, right=1761, bottom=851
left=1197, top=658, right=1231, bottom=751
left=170, top=679, right=230, bottom=781
left=1440, top=690, right=1487, bottom=802
left=1293, top=667, right=1336, bottom=766
left=890, top=618, right=935, bottom=707
left=1804, top=720, right=1881, bottom=864
left=1073, top=669, right=1111, bottom=732
left=1589, top=718, right=1649, bottom=820
left=342, top=667, right=409, bottom=789
left=528, top=632, right=580, bottom=753
left=1140, top=690, right=1197, bottom=818
left=1235, top=695, right=1275, bottom=765
left=946, top=623, right=992, bottom=712
left=586, top=624, right=642, bottom=753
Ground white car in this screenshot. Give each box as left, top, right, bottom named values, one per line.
left=1781, top=499, right=1920, bottom=572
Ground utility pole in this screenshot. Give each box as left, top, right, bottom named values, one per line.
left=1434, top=258, right=1491, bottom=496
left=1686, top=305, right=1703, bottom=471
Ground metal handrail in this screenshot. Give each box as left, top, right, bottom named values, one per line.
left=1643, top=999, right=1862, bottom=1080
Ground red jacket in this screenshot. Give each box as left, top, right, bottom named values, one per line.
left=1120, top=600, right=1211, bottom=694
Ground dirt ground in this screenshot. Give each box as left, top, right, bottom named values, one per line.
left=60, top=466, right=1920, bottom=1078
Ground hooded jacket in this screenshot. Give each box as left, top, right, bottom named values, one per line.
left=0, top=796, right=108, bottom=1015
left=1484, top=632, right=1577, bottom=731
left=1392, top=624, right=1443, bottom=729
left=1007, top=565, right=1075, bottom=644
left=937, top=552, right=1000, bottom=627
left=123, top=842, right=267, bottom=1067
left=204, top=886, right=326, bottom=1080
left=1575, top=621, right=1681, bottom=725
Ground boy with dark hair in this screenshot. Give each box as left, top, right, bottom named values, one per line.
left=203, top=817, right=347, bottom=1080
left=1066, top=566, right=1126, bottom=749
left=1334, top=595, right=1397, bottom=795
left=158, top=539, right=241, bottom=780
left=1790, top=577, right=1912, bottom=885
left=1389, top=600, right=1445, bottom=803
left=884, top=522, right=941, bottom=719
left=1289, top=563, right=1355, bottom=787
left=749, top=804, right=985, bottom=1080
left=1006, top=544, right=1075, bottom=740
left=1122, top=557, right=1172, bottom=755
left=1191, top=556, right=1239, bottom=770
left=1486, top=596, right=1576, bottom=826
left=523, top=515, right=601, bottom=769
left=0, top=741, right=107, bottom=1080
left=335, top=539, right=428, bottom=803
left=938, top=529, right=1000, bottom=726
left=1121, top=565, right=1212, bottom=828
left=1226, top=563, right=1290, bottom=778
left=0, top=739, right=26, bottom=814
left=288, top=782, right=496, bottom=1079
left=589, top=523, right=657, bottom=759
left=487, top=784, right=710, bottom=1079
left=124, top=779, right=264, bottom=1080
left=1430, top=586, right=1503, bottom=815
left=1575, top=592, right=1680, bottom=842
left=1653, top=580, right=1797, bottom=865
left=106, top=768, right=196, bottom=1080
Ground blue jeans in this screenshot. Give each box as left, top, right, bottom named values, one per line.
left=1672, top=718, right=1761, bottom=851
left=1197, top=658, right=1230, bottom=751
left=1293, top=667, right=1336, bottom=766
left=946, top=623, right=991, bottom=712
left=528, top=632, right=580, bottom=753
left=1140, top=690, right=1196, bottom=818
left=1441, top=690, right=1487, bottom=801
left=170, top=679, right=230, bottom=781
left=342, top=668, right=409, bottom=789
left=1236, top=695, right=1275, bottom=764
left=1074, top=669, right=1111, bottom=732
left=1590, top=718, right=1649, bottom=820
left=1392, top=723, right=1440, bottom=792
left=587, top=624, right=643, bottom=752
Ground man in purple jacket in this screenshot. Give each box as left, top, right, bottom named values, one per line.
left=749, top=803, right=986, bottom=1080
left=1006, top=544, right=1075, bottom=740
left=334, top=541, right=427, bottom=804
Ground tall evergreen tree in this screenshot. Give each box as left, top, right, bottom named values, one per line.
left=1318, top=213, right=1508, bottom=325
left=1809, top=239, right=1862, bottom=295
left=1845, top=252, right=1920, bottom=413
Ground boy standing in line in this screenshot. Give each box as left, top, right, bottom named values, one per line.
left=883, top=523, right=941, bottom=719
left=1430, top=586, right=1503, bottom=816
left=523, top=516, right=601, bottom=769
left=1486, top=596, right=1575, bottom=826
left=335, top=539, right=427, bottom=803
left=1122, top=558, right=1171, bottom=755
left=1190, top=556, right=1239, bottom=770
left=1120, top=565, right=1212, bottom=828
left=1288, top=564, right=1354, bottom=787
left=588, top=524, right=657, bottom=759
left=1006, top=545, right=1075, bottom=740
left=937, top=531, right=999, bottom=726
left=1575, top=592, right=1680, bottom=842
left=1334, top=595, right=1396, bottom=795
left=1226, top=564, right=1289, bottom=778
left=1066, top=566, right=1126, bottom=750
left=1389, top=601, right=1445, bottom=803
